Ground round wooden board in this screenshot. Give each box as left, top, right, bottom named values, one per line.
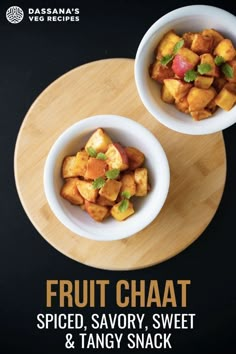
left=14, top=58, right=226, bottom=270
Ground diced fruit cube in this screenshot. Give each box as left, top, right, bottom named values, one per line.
left=163, top=79, right=192, bottom=101
left=76, top=180, right=98, bottom=202
left=85, top=128, right=112, bottom=153
left=84, top=200, right=109, bottom=222
left=99, top=179, right=122, bottom=201
left=199, top=53, right=219, bottom=77
left=149, top=60, right=174, bottom=83
left=75, top=150, right=89, bottom=177
left=187, top=87, right=216, bottom=111
left=110, top=201, right=135, bottom=221
left=161, top=84, right=175, bottom=104
left=62, top=156, right=76, bottom=178
left=201, top=29, right=224, bottom=48
left=85, top=157, right=107, bottom=180
left=124, top=146, right=145, bottom=170
left=97, top=195, right=115, bottom=207
left=213, top=39, right=236, bottom=61
left=190, top=34, right=214, bottom=54
left=134, top=168, right=148, bottom=197
left=215, top=83, right=236, bottom=111
left=175, top=96, right=189, bottom=114
left=156, top=30, right=181, bottom=59
left=182, top=32, right=195, bottom=48
left=120, top=173, right=136, bottom=197
left=172, top=48, right=200, bottom=78
left=227, top=60, right=236, bottom=83
left=190, top=109, right=212, bottom=120
left=105, top=143, right=129, bottom=171
left=61, top=151, right=88, bottom=179
left=194, top=76, right=214, bottom=89
left=60, top=178, right=84, bottom=205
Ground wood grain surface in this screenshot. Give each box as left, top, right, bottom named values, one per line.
left=14, top=58, right=226, bottom=270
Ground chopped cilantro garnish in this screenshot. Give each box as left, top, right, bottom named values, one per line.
left=86, top=146, right=97, bottom=157
left=92, top=177, right=105, bottom=189
left=221, top=63, right=234, bottom=78
left=214, top=56, right=225, bottom=66
left=160, top=54, right=174, bottom=66
left=184, top=70, right=198, bottom=82
left=118, top=199, right=129, bottom=212
left=106, top=169, right=120, bottom=180
left=197, top=63, right=212, bottom=75
left=173, top=39, right=184, bottom=54
left=96, top=152, right=107, bottom=160
left=121, top=191, right=131, bottom=199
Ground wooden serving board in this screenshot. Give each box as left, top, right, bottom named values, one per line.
left=14, top=58, right=226, bottom=270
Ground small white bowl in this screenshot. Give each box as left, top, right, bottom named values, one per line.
left=135, top=5, right=236, bottom=135
left=44, top=115, right=170, bottom=241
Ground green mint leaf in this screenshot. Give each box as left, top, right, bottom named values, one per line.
left=160, top=54, right=173, bottom=66
left=184, top=70, right=198, bottom=82
left=121, top=191, right=131, bottom=199
left=106, top=168, right=120, bottom=180
left=173, top=39, right=184, bottom=54
left=86, top=147, right=97, bottom=157
left=221, top=63, right=234, bottom=78
left=214, top=56, right=225, bottom=66
left=118, top=199, right=129, bottom=213
left=197, top=63, right=212, bottom=75
left=96, top=152, right=107, bottom=160
left=92, top=177, right=105, bottom=189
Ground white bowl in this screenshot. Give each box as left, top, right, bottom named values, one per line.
left=43, top=115, right=170, bottom=241
left=135, top=5, right=236, bottom=135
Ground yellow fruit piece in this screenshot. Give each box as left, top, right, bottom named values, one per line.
left=187, top=87, right=216, bottom=111
left=215, top=83, right=236, bottom=111
left=99, top=179, right=122, bottom=201
left=85, top=201, right=109, bottom=222
left=60, top=178, right=84, bottom=205
left=124, top=146, right=145, bottom=170
left=175, top=96, right=189, bottom=114
left=85, top=128, right=112, bottom=153
left=97, top=195, right=115, bottom=207
left=213, top=39, right=236, bottom=61
left=194, top=76, right=214, bottom=89
left=201, top=29, right=224, bottom=47
left=120, top=173, right=136, bottom=197
left=163, top=79, right=192, bottom=101
left=75, top=150, right=89, bottom=177
left=161, top=84, right=175, bottom=104
left=199, top=53, right=219, bottom=77
left=105, top=143, right=129, bottom=171
left=190, top=109, right=212, bottom=121
left=110, top=201, right=134, bottom=221
left=156, top=30, right=181, bottom=59
left=62, top=150, right=89, bottom=179
left=76, top=180, right=98, bottom=203
left=134, top=168, right=148, bottom=197
left=191, top=33, right=214, bottom=54
left=150, top=60, right=174, bottom=83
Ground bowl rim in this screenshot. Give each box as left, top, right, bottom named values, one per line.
left=135, top=5, right=236, bottom=135
left=43, top=114, right=170, bottom=241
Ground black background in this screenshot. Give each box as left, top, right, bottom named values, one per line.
left=1, top=0, right=236, bottom=353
